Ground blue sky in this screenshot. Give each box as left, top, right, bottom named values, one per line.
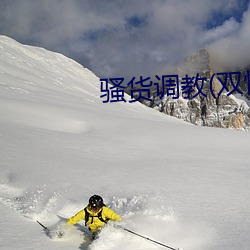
left=206, top=0, right=249, bottom=28
left=0, top=0, right=249, bottom=80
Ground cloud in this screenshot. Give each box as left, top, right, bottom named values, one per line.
left=0, top=0, right=249, bottom=81
left=201, top=18, right=240, bottom=45
left=208, top=3, right=250, bottom=71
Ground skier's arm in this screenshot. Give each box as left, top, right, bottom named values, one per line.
left=104, top=207, right=122, bottom=222
left=67, top=209, right=85, bottom=225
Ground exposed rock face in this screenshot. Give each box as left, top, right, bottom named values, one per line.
left=143, top=49, right=250, bottom=130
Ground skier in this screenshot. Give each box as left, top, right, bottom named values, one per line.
left=66, top=194, right=121, bottom=239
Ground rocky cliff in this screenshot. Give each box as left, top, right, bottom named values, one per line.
left=141, top=49, right=250, bottom=130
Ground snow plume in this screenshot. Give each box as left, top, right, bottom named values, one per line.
left=0, top=181, right=64, bottom=221
left=0, top=181, right=213, bottom=250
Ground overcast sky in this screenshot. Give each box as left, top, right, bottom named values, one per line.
left=0, top=0, right=249, bottom=81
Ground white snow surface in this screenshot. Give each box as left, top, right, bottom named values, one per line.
left=0, top=35, right=250, bottom=250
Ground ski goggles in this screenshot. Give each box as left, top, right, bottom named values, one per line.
left=89, top=205, right=101, bottom=212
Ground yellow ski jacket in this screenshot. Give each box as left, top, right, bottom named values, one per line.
left=67, top=206, right=121, bottom=233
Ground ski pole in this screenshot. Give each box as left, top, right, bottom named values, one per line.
left=37, top=220, right=48, bottom=231
left=122, top=227, right=180, bottom=250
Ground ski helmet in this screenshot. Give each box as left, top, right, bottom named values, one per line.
left=89, top=195, right=104, bottom=210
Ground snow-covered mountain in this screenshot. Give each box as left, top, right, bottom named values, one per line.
left=0, top=36, right=250, bottom=250
left=141, top=49, right=250, bottom=130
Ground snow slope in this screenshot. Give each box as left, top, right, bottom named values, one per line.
left=0, top=35, right=250, bottom=250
